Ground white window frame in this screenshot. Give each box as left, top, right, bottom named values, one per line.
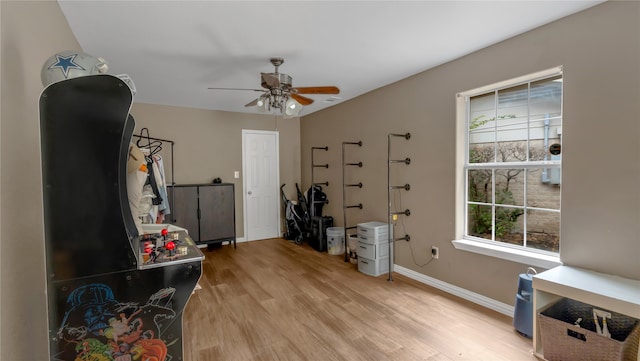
left=452, top=67, right=563, bottom=269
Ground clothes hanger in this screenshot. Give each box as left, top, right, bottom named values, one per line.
left=136, top=128, right=163, bottom=157
left=149, top=140, right=163, bottom=156
left=136, top=127, right=152, bottom=149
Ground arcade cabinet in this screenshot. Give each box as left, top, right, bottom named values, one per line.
left=39, top=73, right=203, bottom=361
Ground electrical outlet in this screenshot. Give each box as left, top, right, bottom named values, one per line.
left=431, top=246, right=439, bottom=259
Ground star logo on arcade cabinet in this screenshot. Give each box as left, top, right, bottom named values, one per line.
left=48, top=53, right=85, bottom=78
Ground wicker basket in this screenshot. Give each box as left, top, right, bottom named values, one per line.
left=538, top=298, right=640, bottom=361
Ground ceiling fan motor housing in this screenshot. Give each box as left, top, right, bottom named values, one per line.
left=262, top=73, right=292, bottom=89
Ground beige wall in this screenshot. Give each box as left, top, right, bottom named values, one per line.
left=301, top=1, right=640, bottom=305
left=130, top=102, right=301, bottom=237
left=1, top=1, right=80, bottom=360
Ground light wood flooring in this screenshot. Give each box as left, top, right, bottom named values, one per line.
left=183, top=238, right=537, bottom=361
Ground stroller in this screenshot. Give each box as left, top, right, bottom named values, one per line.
left=295, top=183, right=313, bottom=238
left=281, top=184, right=306, bottom=244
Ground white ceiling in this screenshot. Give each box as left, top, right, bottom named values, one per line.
left=58, top=1, right=603, bottom=116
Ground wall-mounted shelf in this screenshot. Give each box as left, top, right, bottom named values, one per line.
left=310, top=146, right=329, bottom=219
left=387, top=132, right=411, bottom=282
left=342, top=141, right=363, bottom=262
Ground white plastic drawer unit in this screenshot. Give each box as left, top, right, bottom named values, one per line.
left=358, top=241, right=389, bottom=260
left=357, top=221, right=393, bottom=244
left=358, top=256, right=389, bottom=277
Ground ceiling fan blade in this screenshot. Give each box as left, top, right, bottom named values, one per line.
left=208, top=87, right=264, bottom=92
left=261, top=73, right=280, bottom=88
left=245, top=98, right=259, bottom=107
left=290, top=94, right=314, bottom=106
left=293, top=86, right=340, bottom=95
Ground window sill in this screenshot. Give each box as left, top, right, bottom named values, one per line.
left=451, top=239, right=561, bottom=269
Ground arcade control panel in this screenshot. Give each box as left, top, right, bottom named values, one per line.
left=138, top=229, right=204, bottom=269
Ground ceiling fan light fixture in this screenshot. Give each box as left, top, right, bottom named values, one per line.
left=256, top=96, right=269, bottom=112
left=283, top=98, right=302, bottom=118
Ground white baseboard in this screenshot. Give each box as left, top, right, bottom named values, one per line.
left=393, top=264, right=515, bottom=317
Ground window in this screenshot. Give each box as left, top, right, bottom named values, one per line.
left=456, top=68, right=562, bottom=261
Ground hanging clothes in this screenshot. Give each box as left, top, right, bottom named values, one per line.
left=152, top=154, right=171, bottom=223
left=145, top=155, right=163, bottom=206
left=131, top=128, right=174, bottom=226
left=142, top=155, right=162, bottom=223
left=126, top=144, right=148, bottom=236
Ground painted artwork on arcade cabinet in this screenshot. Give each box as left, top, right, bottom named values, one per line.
left=55, top=283, right=177, bottom=361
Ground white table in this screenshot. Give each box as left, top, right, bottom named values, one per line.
left=532, top=266, right=640, bottom=360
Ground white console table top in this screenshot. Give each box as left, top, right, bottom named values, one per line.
left=533, top=265, right=640, bottom=318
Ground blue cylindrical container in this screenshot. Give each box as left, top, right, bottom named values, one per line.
left=513, top=267, right=536, bottom=338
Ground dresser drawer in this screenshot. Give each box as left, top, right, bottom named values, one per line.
left=358, top=256, right=389, bottom=277
left=357, top=241, right=389, bottom=259
left=357, top=221, right=392, bottom=243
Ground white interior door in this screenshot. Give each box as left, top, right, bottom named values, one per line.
left=242, top=130, right=280, bottom=241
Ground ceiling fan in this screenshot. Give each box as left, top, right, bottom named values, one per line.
left=208, top=57, right=340, bottom=117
